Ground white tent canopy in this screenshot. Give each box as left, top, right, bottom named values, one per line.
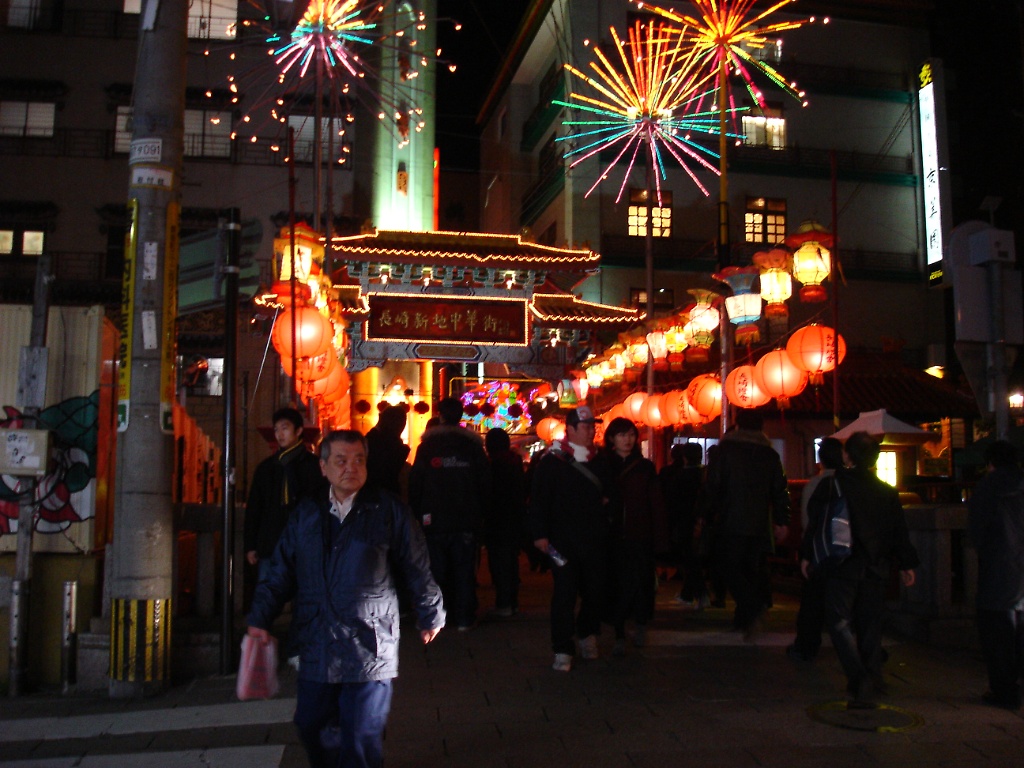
left=832, top=409, right=939, bottom=444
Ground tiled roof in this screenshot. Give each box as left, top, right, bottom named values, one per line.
left=530, top=293, right=646, bottom=328
left=328, top=229, right=601, bottom=270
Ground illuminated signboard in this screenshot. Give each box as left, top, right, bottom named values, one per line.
left=366, top=294, right=529, bottom=346
left=918, top=59, right=951, bottom=286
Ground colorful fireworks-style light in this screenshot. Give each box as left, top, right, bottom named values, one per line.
left=223, top=0, right=438, bottom=156
left=633, top=0, right=824, bottom=115
left=555, top=19, right=733, bottom=202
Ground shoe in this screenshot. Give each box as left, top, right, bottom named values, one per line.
left=490, top=607, right=514, bottom=618
left=673, top=595, right=699, bottom=610
left=847, top=678, right=876, bottom=709
left=633, top=625, right=647, bottom=648
left=578, top=634, right=599, bottom=659
left=552, top=653, right=573, bottom=672
left=457, top=623, right=475, bottom=632
left=287, top=655, right=300, bottom=671
left=612, top=638, right=627, bottom=657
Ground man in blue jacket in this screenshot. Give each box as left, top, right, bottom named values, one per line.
left=247, top=429, right=445, bottom=768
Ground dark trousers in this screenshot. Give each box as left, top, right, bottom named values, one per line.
left=792, top=571, right=827, bottom=657
left=825, top=574, right=886, bottom=693
left=723, top=535, right=769, bottom=631
left=486, top=542, right=520, bottom=611
left=550, top=549, right=606, bottom=654
left=976, top=607, right=1024, bottom=706
left=610, top=540, right=656, bottom=637
left=425, top=531, right=478, bottom=628
left=293, top=678, right=393, bottom=768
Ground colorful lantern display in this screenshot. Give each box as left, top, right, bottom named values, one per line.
left=786, top=221, right=833, bottom=303
left=714, top=265, right=762, bottom=345
left=753, top=248, right=793, bottom=318
left=646, top=330, right=669, bottom=370
left=786, top=324, right=846, bottom=385
left=755, top=348, right=808, bottom=408
left=687, top=373, right=722, bottom=420
left=724, top=364, right=772, bottom=408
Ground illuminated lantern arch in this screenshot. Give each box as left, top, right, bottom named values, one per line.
left=687, top=373, right=722, bottom=420
left=272, top=306, right=334, bottom=361
left=755, top=349, right=808, bottom=408
left=786, top=324, right=846, bottom=385
left=725, top=364, right=771, bottom=408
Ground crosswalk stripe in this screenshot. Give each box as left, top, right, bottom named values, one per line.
left=0, top=745, right=286, bottom=768
left=0, top=699, right=296, bottom=743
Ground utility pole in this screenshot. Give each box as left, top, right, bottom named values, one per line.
left=108, top=0, right=188, bottom=698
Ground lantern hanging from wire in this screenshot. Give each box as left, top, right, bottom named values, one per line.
left=786, top=324, right=847, bottom=385
left=786, top=221, right=833, bottom=303
left=624, top=391, right=647, bottom=421
left=687, top=373, right=722, bottom=420
left=725, top=364, right=772, bottom=409
left=664, top=323, right=688, bottom=370
left=646, top=330, right=669, bottom=370
left=271, top=306, right=335, bottom=361
left=755, top=348, right=808, bottom=408
left=714, top=266, right=763, bottom=345
left=283, top=349, right=337, bottom=383
left=753, top=248, right=793, bottom=317
left=659, top=389, right=686, bottom=425
left=640, top=395, right=664, bottom=428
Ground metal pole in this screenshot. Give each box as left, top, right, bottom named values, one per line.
left=9, top=251, right=52, bottom=696
left=288, top=128, right=298, bottom=405
left=220, top=208, right=241, bottom=673
left=61, top=580, right=78, bottom=694
left=717, top=58, right=731, bottom=437
left=830, top=151, right=840, bottom=430
left=645, top=156, right=655, bottom=457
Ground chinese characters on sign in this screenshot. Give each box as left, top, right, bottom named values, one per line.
left=367, top=296, right=528, bottom=345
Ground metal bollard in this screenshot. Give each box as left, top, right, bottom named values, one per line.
left=61, top=580, right=77, bottom=693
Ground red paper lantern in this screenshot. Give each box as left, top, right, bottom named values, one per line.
left=354, top=399, right=372, bottom=414
left=786, top=324, right=847, bottom=385
left=272, top=306, right=334, bottom=361
left=536, top=416, right=560, bottom=442
left=640, top=395, right=663, bottom=428
left=414, top=401, right=431, bottom=414
left=725, top=365, right=771, bottom=409
left=283, top=350, right=336, bottom=382
left=755, top=349, right=808, bottom=408
left=303, top=357, right=346, bottom=398
left=624, top=392, right=646, bottom=421
left=507, top=403, right=523, bottom=418
left=319, top=367, right=350, bottom=405
left=687, top=374, right=722, bottom=419
left=659, top=390, right=685, bottom=425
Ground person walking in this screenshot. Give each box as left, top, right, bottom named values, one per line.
left=659, top=442, right=707, bottom=608
left=483, top=427, right=527, bottom=617
left=704, top=409, right=790, bottom=637
left=801, top=431, right=918, bottom=706
left=529, top=405, right=610, bottom=671
left=968, top=439, right=1024, bottom=710
left=408, top=397, right=490, bottom=631
left=601, top=417, right=669, bottom=655
left=787, top=437, right=845, bottom=662
left=246, top=430, right=444, bottom=768
left=365, top=404, right=411, bottom=499
left=244, top=407, right=326, bottom=585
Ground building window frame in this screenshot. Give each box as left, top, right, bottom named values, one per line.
left=0, top=100, right=55, bottom=138
left=742, top=103, right=786, bottom=149
left=630, top=287, right=675, bottom=313
left=744, top=196, right=787, bottom=244
left=628, top=188, right=672, bottom=237
left=115, top=105, right=234, bottom=158
left=123, top=0, right=237, bottom=40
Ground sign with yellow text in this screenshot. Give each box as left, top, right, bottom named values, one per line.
left=117, top=199, right=138, bottom=432
left=160, top=202, right=180, bottom=433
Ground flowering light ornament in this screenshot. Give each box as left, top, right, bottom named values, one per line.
left=713, top=265, right=762, bottom=345
left=554, top=18, right=726, bottom=203
left=752, top=247, right=793, bottom=317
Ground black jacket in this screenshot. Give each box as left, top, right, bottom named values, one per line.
left=528, top=443, right=610, bottom=558
left=408, top=425, right=490, bottom=535
left=485, top=448, right=527, bottom=547
left=803, top=466, right=920, bottom=579
left=601, top=448, right=669, bottom=547
left=704, top=428, right=790, bottom=542
left=969, top=464, right=1024, bottom=610
left=246, top=486, right=445, bottom=683
left=244, top=442, right=326, bottom=558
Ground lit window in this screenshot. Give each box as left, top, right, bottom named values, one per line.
left=628, top=189, right=672, bottom=237
left=742, top=105, right=786, bottom=149
left=0, top=101, right=55, bottom=138
left=876, top=450, right=898, bottom=487
left=0, top=227, right=44, bottom=257
left=123, top=0, right=236, bottom=40
left=744, top=196, right=786, bottom=244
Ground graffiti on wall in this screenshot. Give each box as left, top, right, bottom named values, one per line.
left=0, top=391, right=99, bottom=535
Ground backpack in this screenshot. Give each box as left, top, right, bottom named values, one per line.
left=809, top=477, right=852, bottom=569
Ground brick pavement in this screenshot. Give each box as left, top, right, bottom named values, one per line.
left=1, top=564, right=1021, bottom=767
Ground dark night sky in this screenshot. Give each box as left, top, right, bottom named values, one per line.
left=435, top=0, right=530, bottom=171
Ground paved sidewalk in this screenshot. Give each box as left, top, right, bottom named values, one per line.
left=1, top=567, right=1022, bottom=767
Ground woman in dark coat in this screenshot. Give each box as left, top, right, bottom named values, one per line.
left=601, top=417, right=669, bottom=655
left=484, top=428, right=527, bottom=616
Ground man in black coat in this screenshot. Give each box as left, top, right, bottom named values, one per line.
left=408, top=397, right=490, bottom=631
left=244, top=407, right=326, bottom=584
left=801, top=431, right=918, bottom=706
left=704, top=409, right=790, bottom=637
left=968, top=439, right=1024, bottom=710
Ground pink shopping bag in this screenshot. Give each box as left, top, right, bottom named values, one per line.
left=236, top=634, right=280, bottom=701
